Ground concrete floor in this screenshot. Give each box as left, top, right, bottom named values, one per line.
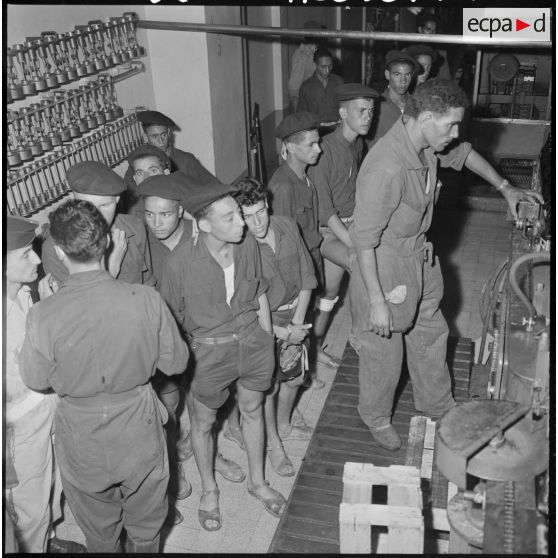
left=55, top=206, right=513, bottom=553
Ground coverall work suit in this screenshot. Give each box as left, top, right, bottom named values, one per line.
left=20, top=270, right=189, bottom=553
left=351, top=118, right=472, bottom=428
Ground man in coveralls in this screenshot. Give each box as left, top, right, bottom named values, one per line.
left=159, top=180, right=286, bottom=531
left=307, top=83, right=378, bottom=365
left=136, top=109, right=218, bottom=184
left=20, top=199, right=189, bottom=552
left=41, top=161, right=155, bottom=287
left=352, top=79, right=543, bottom=450
left=230, top=177, right=317, bottom=473
left=137, top=175, right=246, bottom=512
left=5, top=216, right=85, bottom=554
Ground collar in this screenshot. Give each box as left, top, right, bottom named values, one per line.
left=282, top=161, right=308, bottom=185
left=188, top=231, right=243, bottom=265
left=62, top=269, right=114, bottom=287
left=381, top=87, right=410, bottom=108
left=5, top=285, right=31, bottom=315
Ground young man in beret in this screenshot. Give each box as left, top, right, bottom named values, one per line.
left=230, top=178, right=317, bottom=471
left=41, top=161, right=155, bottom=287
left=137, top=175, right=246, bottom=495
left=297, top=47, right=344, bottom=132
left=308, top=83, right=378, bottom=367
left=20, top=199, right=190, bottom=552
left=368, top=50, right=419, bottom=146
left=5, top=216, right=85, bottom=554
left=136, top=109, right=218, bottom=185
left=159, top=180, right=286, bottom=530
left=352, top=79, right=543, bottom=451
left=268, top=112, right=324, bottom=388
left=122, top=143, right=172, bottom=217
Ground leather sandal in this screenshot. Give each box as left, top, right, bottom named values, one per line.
left=279, top=424, right=313, bottom=442
left=215, top=453, right=246, bottom=483
left=198, top=487, right=221, bottom=531
left=267, top=443, right=295, bottom=477
left=223, top=426, right=246, bottom=451
left=176, top=433, right=194, bottom=462
left=247, top=481, right=287, bottom=518
left=316, top=349, right=341, bottom=369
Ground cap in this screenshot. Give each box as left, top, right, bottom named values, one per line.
left=385, top=50, right=420, bottom=72
left=126, top=144, right=171, bottom=168
left=136, top=110, right=176, bottom=129
left=7, top=215, right=38, bottom=251
left=335, top=83, right=379, bottom=102
left=182, top=180, right=237, bottom=217
left=276, top=112, right=320, bottom=141
left=136, top=172, right=187, bottom=202
left=66, top=161, right=126, bottom=196
left=403, top=44, right=439, bottom=64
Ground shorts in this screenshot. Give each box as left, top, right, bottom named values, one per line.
left=189, top=324, right=275, bottom=409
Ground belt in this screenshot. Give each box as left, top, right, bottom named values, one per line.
left=192, top=334, right=239, bottom=345
left=379, top=240, right=435, bottom=265
left=277, top=297, right=299, bottom=312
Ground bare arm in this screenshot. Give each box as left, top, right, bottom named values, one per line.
left=465, top=149, right=543, bottom=218
left=256, top=292, right=273, bottom=335
left=274, top=289, right=313, bottom=345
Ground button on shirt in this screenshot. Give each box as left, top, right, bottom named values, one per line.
left=354, top=118, right=472, bottom=254
left=297, top=73, right=344, bottom=124
left=259, top=216, right=317, bottom=313
left=19, top=270, right=189, bottom=398
left=159, top=231, right=268, bottom=338
left=42, top=214, right=155, bottom=287
left=308, top=126, right=365, bottom=225
left=268, top=162, right=322, bottom=255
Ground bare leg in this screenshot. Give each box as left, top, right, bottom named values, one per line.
left=265, top=380, right=294, bottom=476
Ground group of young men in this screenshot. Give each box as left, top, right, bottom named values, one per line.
left=6, top=48, right=543, bottom=553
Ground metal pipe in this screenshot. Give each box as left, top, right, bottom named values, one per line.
left=136, top=20, right=551, bottom=48
left=240, top=6, right=253, bottom=176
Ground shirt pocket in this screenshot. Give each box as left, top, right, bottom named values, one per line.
left=295, top=204, right=314, bottom=235
left=391, top=200, right=427, bottom=239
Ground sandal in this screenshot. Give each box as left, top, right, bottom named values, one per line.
left=198, top=487, right=221, bottom=531
left=215, top=453, right=246, bottom=483
left=279, top=424, right=314, bottom=442
left=165, top=505, right=184, bottom=526
left=247, top=481, right=287, bottom=518
left=267, top=443, right=295, bottom=477
left=316, top=349, right=341, bottom=369
left=223, top=426, right=246, bottom=451
left=291, top=408, right=308, bottom=429
left=176, top=433, right=194, bottom=462
left=176, top=463, right=192, bottom=500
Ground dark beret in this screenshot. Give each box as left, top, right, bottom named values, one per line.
left=276, top=112, right=320, bottom=141
left=182, top=180, right=237, bottom=217
left=136, top=110, right=176, bottom=129
left=67, top=161, right=126, bottom=195
left=126, top=144, right=171, bottom=168
left=335, top=83, right=379, bottom=102
left=7, top=215, right=38, bottom=251
left=136, top=173, right=186, bottom=203
left=403, top=44, right=439, bottom=63
left=385, top=50, right=420, bottom=72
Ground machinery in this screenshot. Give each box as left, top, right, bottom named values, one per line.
left=435, top=173, right=551, bottom=553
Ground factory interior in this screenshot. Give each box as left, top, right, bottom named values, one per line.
left=5, top=3, right=552, bottom=555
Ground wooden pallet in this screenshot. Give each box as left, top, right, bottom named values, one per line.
left=268, top=338, right=472, bottom=554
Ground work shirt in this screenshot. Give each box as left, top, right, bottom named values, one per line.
left=258, top=216, right=317, bottom=314
left=20, top=269, right=188, bottom=398
left=147, top=220, right=193, bottom=290
left=308, top=126, right=365, bottom=225
left=288, top=44, right=317, bottom=101
left=159, top=230, right=268, bottom=339
left=5, top=286, right=46, bottom=423
left=297, top=73, right=344, bottom=125
left=354, top=117, right=472, bottom=254
left=268, top=162, right=322, bottom=255
left=369, top=88, right=411, bottom=145
left=42, top=213, right=155, bottom=287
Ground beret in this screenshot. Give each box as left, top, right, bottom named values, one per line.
left=276, top=112, right=320, bottom=141
left=136, top=110, right=176, bottom=129
left=335, top=83, right=378, bottom=102
left=137, top=173, right=187, bottom=202
left=385, top=50, right=420, bottom=72
left=127, top=144, right=171, bottom=167
left=67, top=161, right=126, bottom=195
left=182, top=180, right=237, bottom=217
left=6, top=215, right=38, bottom=251
left=403, top=44, right=439, bottom=63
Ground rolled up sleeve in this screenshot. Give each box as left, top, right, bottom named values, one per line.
left=156, top=295, right=190, bottom=375
left=308, top=150, right=337, bottom=226
left=438, top=141, right=473, bottom=170
left=19, top=308, right=53, bottom=391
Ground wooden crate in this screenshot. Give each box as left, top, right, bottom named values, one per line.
left=339, top=462, right=424, bottom=553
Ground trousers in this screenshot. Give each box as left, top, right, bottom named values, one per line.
left=352, top=254, right=455, bottom=428
left=9, top=394, right=61, bottom=553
